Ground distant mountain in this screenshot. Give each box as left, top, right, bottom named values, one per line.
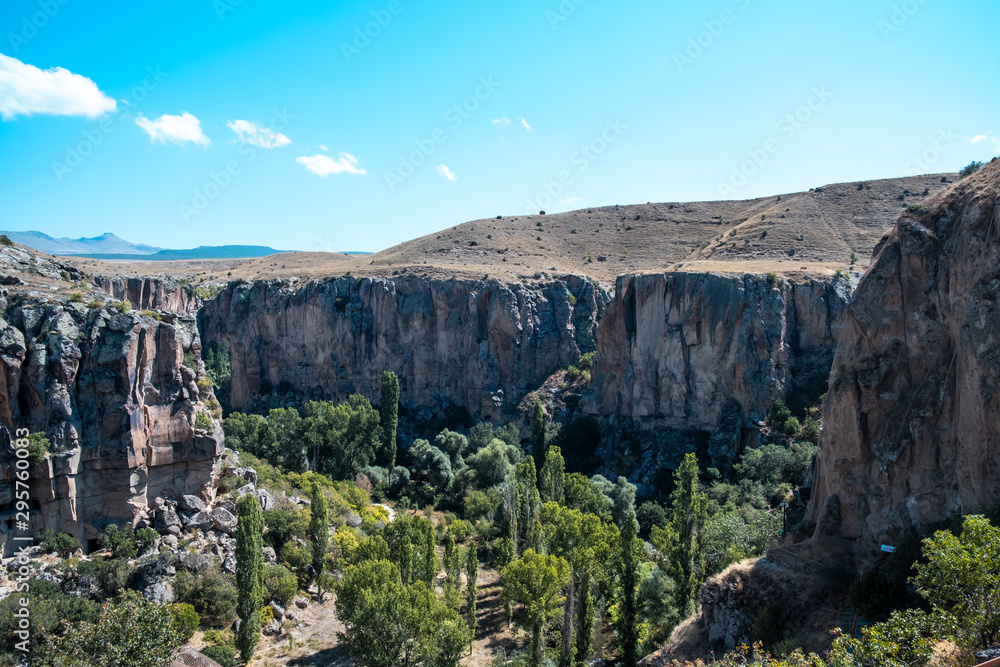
left=0, top=231, right=291, bottom=260
left=0, top=231, right=164, bottom=256
left=74, top=246, right=288, bottom=260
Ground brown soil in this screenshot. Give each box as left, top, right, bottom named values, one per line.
left=48, top=174, right=952, bottom=289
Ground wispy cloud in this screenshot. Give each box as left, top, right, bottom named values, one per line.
left=135, top=112, right=211, bottom=147
left=0, top=54, right=116, bottom=120
left=436, top=164, right=457, bottom=181
left=971, top=134, right=987, bottom=144
left=519, top=117, right=533, bottom=131
left=296, top=152, right=366, bottom=176
left=491, top=117, right=511, bottom=126
left=227, top=119, right=291, bottom=148
left=319, top=144, right=329, bottom=152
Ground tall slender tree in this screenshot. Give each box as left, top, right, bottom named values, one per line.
left=380, top=371, right=399, bottom=469
left=465, top=544, right=478, bottom=633
left=616, top=508, right=639, bottom=667
left=575, top=571, right=594, bottom=667
left=235, top=494, right=264, bottom=662
left=310, top=482, right=330, bottom=600
left=539, top=445, right=566, bottom=504
left=531, top=399, right=546, bottom=474
left=515, top=458, right=542, bottom=555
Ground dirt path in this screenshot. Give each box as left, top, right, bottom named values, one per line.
left=249, top=596, right=351, bottom=667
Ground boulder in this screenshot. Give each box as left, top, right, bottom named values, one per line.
left=154, top=509, right=182, bottom=535
left=210, top=508, right=237, bottom=535
left=184, top=511, right=214, bottom=532
left=179, top=495, right=206, bottom=513
left=263, top=546, right=276, bottom=563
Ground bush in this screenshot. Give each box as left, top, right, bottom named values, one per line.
left=194, top=412, right=212, bottom=430
left=69, top=291, right=84, bottom=302
left=26, top=432, right=51, bottom=463
left=263, top=564, right=298, bottom=606
left=173, top=566, right=238, bottom=625
left=201, top=645, right=237, bottom=667
left=99, top=524, right=137, bottom=559
left=449, top=519, right=471, bottom=543
left=0, top=235, right=12, bottom=247
left=39, top=530, right=81, bottom=556
left=960, top=161, right=984, bottom=178
left=115, top=301, right=132, bottom=313
left=766, top=272, right=778, bottom=288
left=782, top=416, right=801, bottom=436
left=636, top=502, right=668, bottom=538
left=169, top=603, right=200, bottom=641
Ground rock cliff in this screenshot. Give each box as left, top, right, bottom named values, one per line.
left=198, top=274, right=609, bottom=423
left=581, top=272, right=851, bottom=478
left=808, top=160, right=1000, bottom=561
left=92, top=275, right=201, bottom=315
left=0, top=290, right=223, bottom=554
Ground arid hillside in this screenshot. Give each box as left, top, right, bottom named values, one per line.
left=56, top=173, right=951, bottom=287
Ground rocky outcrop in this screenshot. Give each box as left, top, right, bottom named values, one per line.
left=92, top=275, right=200, bottom=315
left=808, top=160, right=1000, bottom=561
left=582, top=272, right=851, bottom=476
left=198, top=274, right=609, bottom=422
left=0, top=292, right=223, bottom=554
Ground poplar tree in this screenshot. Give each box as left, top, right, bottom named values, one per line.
left=235, top=494, right=264, bottom=662
left=465, top=544, right=479, bottom=633
left=531, top=399, right=546, bottom=473
left=380, top=371, right=399, bottom=469
left=617, top=509, right=639, bottom=667
left=310, top=482, right=330, bottom=600
left=539, top=446, right=566, bottom=504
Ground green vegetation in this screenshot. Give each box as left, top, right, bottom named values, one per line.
left=235, top=493, right=265, bottom=662
left=960, top=160, right=984, bottom=178
left=115, top=300, right=132, bottom=313
left=310, top=481, right=330, bottom=599
left=0, top=235, right=12, bottom=246
left=203, top=340, right=231, bottom=386
left=381, top=370, right=400, bottom=469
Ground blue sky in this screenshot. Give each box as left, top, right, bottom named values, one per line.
left=0, top=0, right=997, bottom=252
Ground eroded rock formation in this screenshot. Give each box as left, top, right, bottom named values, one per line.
left=92, top=275, right=201, bottom=315
left=198, top=274, right=609, bottom=423
left=808, top=161, right=1000, bottom=561
left=0, top=291, right=223, bottom=553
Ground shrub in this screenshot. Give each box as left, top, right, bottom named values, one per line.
left=87, top=300, right=106, bottom=309
left=169, top=603, right=200, bottom=641
left=0, top=235, right=12, bottom=246
left=449, top=519, right=471, bottom=543
left=25, top=432, right=51, bottom=463
left=850, top=251, right=859, bottom=265
left=173, top=566, right=238, bottom=625
left=960, top=161, right=984, bottom=178
left=69, top=292, right=84, bottom=303
left=801, top=417, right=820, bottom=439
left=263, top=564, right=299, bottom=606
left=201, top=646, right=237, bottom=667
left=115, top=301, right=132, bottom=314
left=782, top=417, right=801, bottom=436
left=39, top=530, right=82, bottom=556
left=766, top=272, right=778, bottom=288
left=99, top=524, right=137, bottom=558
left=194, top=412, right=212, bottom=430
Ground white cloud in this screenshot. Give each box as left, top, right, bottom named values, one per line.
left=491, top=117, right=511, bottom=126
left=559, top=197, right=581, bottom=204
left=436, top=164, right=457, bottom=182
left=296, top=152, right=366, bottom=176
left=971, top=134, right=987, bottom=144
left=0, top=54, right=117, bottom=121
left=135, top=112, right=211, bottom=147
left=519, top=117, right=533, bottom=131
left=226, top=119, right=291, bottom=149
left=319, top=144, right=329, bottom=152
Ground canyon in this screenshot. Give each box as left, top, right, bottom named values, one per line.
left=4, top=165, right=1000, bottom=565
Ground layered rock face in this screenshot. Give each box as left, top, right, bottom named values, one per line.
left=582, top=272, right=851, bottom=470
left=92, top=275, right=200, bottom=315
left=198, top=274, right=609, bottom=422
left=0, top=293, right=223, bottom=554
left=808, top=162, right=1000, bottom=561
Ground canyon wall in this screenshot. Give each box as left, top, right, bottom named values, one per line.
left=0, top=292, right=223, bottom=554
left=92, top=275, right=201, bottom=315
left=808, top=161, right=1000, bottom=561
left=198, top=274, right=609, bottom=423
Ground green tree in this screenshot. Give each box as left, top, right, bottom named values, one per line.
left=515, top=458, right=542, bottom=555
left=539, top=446, right=566, bottom=504
left=531, top=399, right=546, bottom=474
left=651, top=453, right=708, bottom=616
left=465, top=544, right=478, bottom=633
left=501, top=550, right=571, bottom=666
left=310, top=482, right=330, bottom=600
left=575, top=570, right=594, bottom=667
left=912, top=514, right=1000, bottom=649
left=335, top=559, right=471, bottom=667
left=235, top=494, right=265, bottom=662
left=39, top=590, right=180, bottom=667
left=381, top=371, right=400, bottom=469
left=616, top=509, right=640, bottom=667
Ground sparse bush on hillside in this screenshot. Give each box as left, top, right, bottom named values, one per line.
left=960, top=161, right=984, bottom=178
left=0, top=235, right=12, bottom=247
